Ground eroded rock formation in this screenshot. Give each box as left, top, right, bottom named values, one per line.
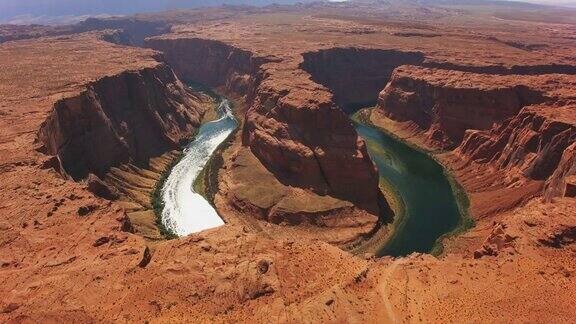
left=146, top=37, right=383, bottom=219
left=300, top=48, right=424, bottom=111
left=2, top=3, right=576, bottom=322
left=376, top=66, right=547, bottom=148
left=373, top=65, right=576, bottom=208
left=545, top=141, right=576, bottom=200
left=38, top=63, right=206, bottom=180
left=146, top=37, right=269, bottom=96
left=458, top=104, right=576, bottom=185
left=243, top=77, right=381, bottom=213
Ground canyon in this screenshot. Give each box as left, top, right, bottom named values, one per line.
left=0, top=1, right=575, bottom=322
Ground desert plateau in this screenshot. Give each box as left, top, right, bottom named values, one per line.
left=0, top=0, right=575, bottom=322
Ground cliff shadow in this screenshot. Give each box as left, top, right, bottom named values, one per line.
left=299, top=48, right=425, bottom=114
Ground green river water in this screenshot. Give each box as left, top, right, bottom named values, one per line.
left=352, top=111, right=468, bottom=257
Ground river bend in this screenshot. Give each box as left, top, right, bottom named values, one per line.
left=161, top=99, right=238, bottom=236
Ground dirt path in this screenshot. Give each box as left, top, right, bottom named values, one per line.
left=379, top=259, right=405, bottom=323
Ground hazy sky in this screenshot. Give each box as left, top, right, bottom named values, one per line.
left=0, top=0, right=312, bottom=22
left=1, top=0, right=575, bottom=23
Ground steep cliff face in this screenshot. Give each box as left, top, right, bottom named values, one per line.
left=145, top=38, right=271, bottom=97
left=243, top=76, right=381, bottom=213
left=371, top=65, right=576, bottom=216
left=454, top=104, right=576, bottom=199
left=545, top=142, right=576, bottom=200
left=301, top=48, right=424, bottom=112
left=38, top=63, right=206, bottom=180
left=376, top=66, right=546, bottom=148
left=73, top=18, right=172, bottom=46
left=146, top=37, right=382, bottom=214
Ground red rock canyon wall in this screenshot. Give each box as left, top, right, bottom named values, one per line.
left=38, top=63, right=206, bottom=180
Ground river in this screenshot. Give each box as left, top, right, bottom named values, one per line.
left=352, top=111, right=463, bottom=257
left=160, top=97, right=463, bottom=253
left=161, top=98, right=238, bottom=236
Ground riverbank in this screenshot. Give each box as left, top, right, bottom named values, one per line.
left=364, top=109, right=476, bottom=252
left=142, top=83, right=240, bottom=238
left=352, top=107, right=474, bottom=257
left=148, top=85, right=232, bottom=239
left=160, top=95, right=238, bottom=236
left=148, top=88, right=222, bottom=240
left=150, top=152, right=184, bottom=240
left=193, top=97, right=242, bottom=204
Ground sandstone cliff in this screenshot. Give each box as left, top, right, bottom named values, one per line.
left=457, top=105, right=576, bottom=183
left=545, top=142, right=576, bottom=200
left=376, top=66, right=547, bottom=148
left=300, top=48, right=424, bottom=112
left=374, top=65, right=576, bottom=208
left=146, top=37, right=383, bottom=217
left=146, top=37, right=270, bottom=97
left=3, top=4, right=576, bottom=322
left=242, top=76, right=381, bottom=214
left=38, top=63, right=206, bottom=180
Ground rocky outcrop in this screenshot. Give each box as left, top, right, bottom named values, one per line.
left=86, top=173, right=120, bottom=200
left=372, top=65, right=575, bottom=219
left=300, top=48, right=424, bottom=112
left=146, top=37, right=383, bottom=215
left=216, top=145, right=381, bottom=246
left=545, top=142, right=576, bottom=200
left=474, top=222, right=517, bottom=259
left=376, top=66, right=546, bottom=148
left=243, top=78, right=381, bottom=213
left=457, top=105, right=576, bottom=186
left=145, top=37, right=272, bottom=97
left=38, top=63, right=206, bottom=180
left=539, top=224, right=576, bottom=248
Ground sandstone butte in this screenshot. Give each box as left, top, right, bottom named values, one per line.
left=0, top=2, right=575, bottom=322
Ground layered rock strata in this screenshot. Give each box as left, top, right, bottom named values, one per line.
left=146, top=38, right=269, bottom=97
left=373, top=65, right=576, bottom=218
left=300, top=48, right=424, bottom=111
left=146, top=37, right=384, bottom=236
left=2, top=4, right=576, bottom=322
left=545, top=142, right=576, bottom=200
left=458, top=104, right=576, bottom=185
left=37, top=63, right=206, bottom=181
left=3, top=33, right=213, bottom=243
left=376, top=66, right=547, bottom=148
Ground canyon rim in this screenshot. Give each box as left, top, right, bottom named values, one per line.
left=0, top=0, right=575, bottom=322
